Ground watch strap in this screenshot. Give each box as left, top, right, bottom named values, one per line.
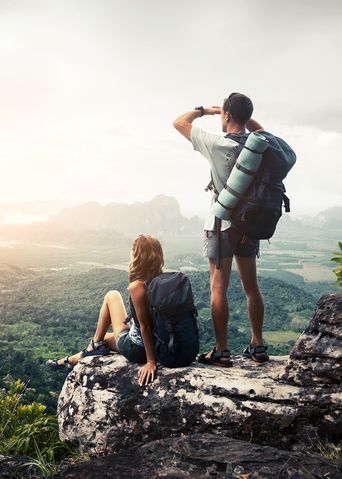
left=195, top=106, right=205, bottom=117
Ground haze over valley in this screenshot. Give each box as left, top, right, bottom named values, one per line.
left=0, top=195, right=340, bottom=294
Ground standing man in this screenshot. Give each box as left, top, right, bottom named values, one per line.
left=173, top=93, right=269, bottom=366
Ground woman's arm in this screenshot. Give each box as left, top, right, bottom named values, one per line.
left=128, top=280, right=157, bottom=385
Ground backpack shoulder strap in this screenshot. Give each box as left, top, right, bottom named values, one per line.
left=205, top=133, right=248, bottom=196
left=224, top=132, right=249, bottom=148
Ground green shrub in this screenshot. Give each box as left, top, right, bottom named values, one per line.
left=331, top=242, right=342, bottom=287
left=0, top=377, right=74, bottom=477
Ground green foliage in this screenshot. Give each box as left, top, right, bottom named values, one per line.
left=331, top=241, right=342, bottom=287
left=0, top=377, right=74, bottom=471
left=0, top=266, right=317, bottom=411
left=0, top=351, right=65, bottom=413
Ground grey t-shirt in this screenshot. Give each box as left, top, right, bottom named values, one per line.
left=190, top=125, right=240, bottom=231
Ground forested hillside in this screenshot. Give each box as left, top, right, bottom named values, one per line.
left=0, top=264, right=317, bottom=412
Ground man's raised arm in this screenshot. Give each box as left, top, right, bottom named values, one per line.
left=246, top=118, right=264, bottom=132
left=173, top=107, right=221, bottom=141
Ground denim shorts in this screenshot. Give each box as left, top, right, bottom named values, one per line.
left=116, top=330, right=147, bottom=364
left=203, top=227, right=259, bottom=259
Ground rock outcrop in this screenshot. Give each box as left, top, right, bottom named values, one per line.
left=281, top=293, right=342, bottom=385
left=51, top=433, right=342, bottom=479
left=0, top=455, right=39, bottom=479
left=56, top=292, right=342, bottom=477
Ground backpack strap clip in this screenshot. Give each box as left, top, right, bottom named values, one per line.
left=205, top=175, right=219, bottom=196
left=205, top=179, right=214, bottom=192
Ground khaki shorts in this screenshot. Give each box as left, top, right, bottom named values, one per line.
left=203, top=227, right=260, bottom=259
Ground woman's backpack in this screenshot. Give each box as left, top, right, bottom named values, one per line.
left=146, top=272, right=199, bottom=368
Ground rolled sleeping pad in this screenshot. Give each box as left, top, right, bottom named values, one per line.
left=213, top=132, right=269, bottom=221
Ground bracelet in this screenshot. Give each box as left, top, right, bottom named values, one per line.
left=195, top=106, right=205, bottom=117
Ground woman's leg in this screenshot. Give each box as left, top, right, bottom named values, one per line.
left=93, top=290, right=129, bottom=343
left=56, top=290, right=129, bottom=366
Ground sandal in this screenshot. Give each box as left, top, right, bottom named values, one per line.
left=46, top=339, right=111, bottom=373
left=46, top=356, right=74, bottom=373
left=80, top=338, right=111, bottom=358
left=242, top=344, right=269, bottom=363
left=197, top=348, right=233, bottom=367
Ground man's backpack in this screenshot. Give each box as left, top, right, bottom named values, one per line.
left=146, top=272, right=199, bottom=368
left=224, top=131, right=296, bottom=240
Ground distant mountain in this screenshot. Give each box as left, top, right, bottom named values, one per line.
left=291, top=207, right=342, bottom=230
left=0, top=195, right=202, bottom=246
left=316, top=207, right=342, bottom=230
left=0, top=195, right=340, bottom=244
left=274, top=206, right=342, bottom=239
left=47, top=195, right=202, bottom=236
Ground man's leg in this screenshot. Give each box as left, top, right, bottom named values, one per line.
left=209, top=257, right=233, bottom=352
left=235, top=255, right=264, bottom=347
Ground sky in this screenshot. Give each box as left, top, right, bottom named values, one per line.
left=0, top=0, right=341, bottom=219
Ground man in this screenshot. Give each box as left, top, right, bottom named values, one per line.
left=173, top=92, right=268, bottom=366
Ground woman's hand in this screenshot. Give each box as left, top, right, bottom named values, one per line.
left=138, top=360, right=157, bottom=386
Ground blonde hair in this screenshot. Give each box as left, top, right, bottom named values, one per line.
left=129, top=234, right=164, bottom=283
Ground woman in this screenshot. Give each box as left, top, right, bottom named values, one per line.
left=47, top=234, right=164, bottom=386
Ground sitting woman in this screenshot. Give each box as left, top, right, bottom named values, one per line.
left=47, top=234, right=163, bottom=386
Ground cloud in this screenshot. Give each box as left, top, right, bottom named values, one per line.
left=0, top=0, right=341, bottom=217
left=273, top=124, right=342, bottom=214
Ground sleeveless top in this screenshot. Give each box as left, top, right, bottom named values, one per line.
left=127, top=297, right=144, bottom=347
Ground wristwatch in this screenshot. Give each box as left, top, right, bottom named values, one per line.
left=195, top=106, right=205, bottom=117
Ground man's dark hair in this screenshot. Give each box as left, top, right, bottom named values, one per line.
left=223, top=92, right=253, bottom=124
